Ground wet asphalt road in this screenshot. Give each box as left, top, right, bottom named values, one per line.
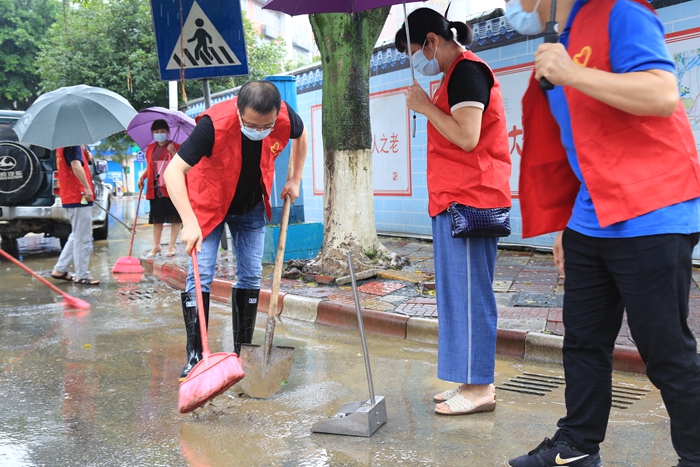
left=0, top=198, right=681, bottom=467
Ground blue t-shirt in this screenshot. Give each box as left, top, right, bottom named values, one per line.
left=62, top=146, right=92, bottom=208
left=547, top=0, right=700, bottom=238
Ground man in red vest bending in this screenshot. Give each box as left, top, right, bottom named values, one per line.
left=50, top=146, right=100, bottom=286
left=164, top=80, right=307, bottom=381
left=507, top=0, right=700, bottom=466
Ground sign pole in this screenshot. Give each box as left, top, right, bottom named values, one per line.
left=202, top=79, right=212, bottom=109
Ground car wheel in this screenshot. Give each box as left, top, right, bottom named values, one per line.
left=0, top=142, right=43, bottom=205
left=0, top=235, right=19, bottom=254
left=93, top=219, right=109, bottom=241
left=93, top=198, right=109, bottom=241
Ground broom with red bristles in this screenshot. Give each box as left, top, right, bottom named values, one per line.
left=0, top=248, right=90, bottom=310
left=112, top=187, right=144, bottom=274
left=178, top=249, right=245, bottom=413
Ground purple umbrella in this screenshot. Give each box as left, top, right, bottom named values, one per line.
left=263, top=0, right=424, bottom=16
left=126, top=106, right=196, bottom=150
left=263, top=0, right=427, bottom=82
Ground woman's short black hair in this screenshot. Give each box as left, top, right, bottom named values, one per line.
left=150, top=119, right=170, bottom=132
left=237, top=80, right=282, bottom=116
left=394, top=7, right=473, bottom=53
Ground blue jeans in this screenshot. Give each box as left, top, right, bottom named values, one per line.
left=186, top=202, right=266, bottom=292
left=432, top=210, right=499, bottom=385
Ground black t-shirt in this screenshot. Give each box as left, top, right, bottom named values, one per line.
left=178, top=102, right=304, bottom=215
left=446, top=60, right=494, bottom=112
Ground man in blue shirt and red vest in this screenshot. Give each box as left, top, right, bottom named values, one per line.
left=164, top=80, right=307, bottom=381
left=50, top=146, right=100, bottom=286
left=506, top=0, right=700, bottom=466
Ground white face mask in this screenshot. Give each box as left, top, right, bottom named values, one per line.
left=412, top=40, right=441, bottom=76
left=241, top=125, right=273, bottom=141
left=153, top=133, right=168, bottom=143
left=505, top=0, right=543, bottom=36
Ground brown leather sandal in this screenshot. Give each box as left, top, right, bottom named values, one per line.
left=73, top=277, right=100, bottom=286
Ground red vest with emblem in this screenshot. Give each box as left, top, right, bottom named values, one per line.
left=427, top=51, right=511, bottom=217
left=187, top=98, right=291, bottom=238
left=145, top=141, right=180, bottom=200
left=56, top=146, right=94, bottom=205
left=519, top=0, right=700, bottom=238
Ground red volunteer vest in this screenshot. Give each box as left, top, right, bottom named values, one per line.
left=145, top=141, right=180, bottom=200
left=427, top=51, right=512, bottom=216
left=56, top=146, right=94, bottom=205
left=519, top=0, right=700, bottom=238
left=187, top=98, right=291, bottom=238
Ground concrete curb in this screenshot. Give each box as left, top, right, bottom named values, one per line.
left=143, top=258, right=647, bottom=374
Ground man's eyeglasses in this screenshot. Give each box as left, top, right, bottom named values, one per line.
left=240, top=119, right=276, bottom=132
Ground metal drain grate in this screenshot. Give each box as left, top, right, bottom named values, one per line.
left=496, top=372, right=565, bottom=396
left=611, top=383, right=650, bottom=409
left=497, top=373, right=651, bottom=409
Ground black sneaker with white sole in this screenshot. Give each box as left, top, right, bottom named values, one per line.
left=508, top=438, right=603, bottom=467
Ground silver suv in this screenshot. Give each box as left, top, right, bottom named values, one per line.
left=0, top=110, right=111, bottom=252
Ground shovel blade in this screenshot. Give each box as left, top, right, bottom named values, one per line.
left=238, top=343, right=294, bottom=398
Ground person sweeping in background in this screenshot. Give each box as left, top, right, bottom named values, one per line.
left=137, top=119, right=182, bottom=258
left=50, top=146, right=100, bottom=286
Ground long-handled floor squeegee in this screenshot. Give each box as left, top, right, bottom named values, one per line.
left=310, top=250, right=387, bottom=437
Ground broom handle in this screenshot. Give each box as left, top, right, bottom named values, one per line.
left=0, top=248, right=76, bottom=300
left=191, top=250, right=211, bottom=358
left=127, top=188, right=143, bottom=258
left=90, top=200, right=134, bottom=233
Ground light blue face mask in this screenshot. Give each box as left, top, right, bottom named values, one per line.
left=240, top=125, right=273, bottom=141
left=505, top=0, right=543, bottom=36
left=412, top=40, right=441, bottom=76
left=153, top=133, right=168, bottom=143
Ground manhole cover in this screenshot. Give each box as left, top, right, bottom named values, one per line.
left=497, top=372, right=650, bottom=409
left=496, top=372, right=565, bottom=396
left=611, top=383, right=650, bottom=409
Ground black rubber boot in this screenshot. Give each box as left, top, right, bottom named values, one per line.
left=232, top=287, right=260, bottom=355
left=179, top=291, right=210, bottom=381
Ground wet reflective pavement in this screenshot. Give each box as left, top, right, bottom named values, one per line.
left=0, top=199, right=681, bottom=467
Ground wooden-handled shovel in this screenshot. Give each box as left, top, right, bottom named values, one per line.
left=238, top=157, right=295, bottom=398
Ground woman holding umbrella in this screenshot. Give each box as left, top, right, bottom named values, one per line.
left=395, top=8, right=511, bottom=416
left=137, top=119, right=182, bottom=257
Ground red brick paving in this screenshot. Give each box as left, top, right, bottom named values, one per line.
left=357, top=280, right=406, bottom=296
left=156, top=243, right=700, bottom=359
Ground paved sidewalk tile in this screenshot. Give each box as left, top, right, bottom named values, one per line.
left=357, top=280, right=406, bottom=296
left=360, top=298, right=397, bottom=312
left=395, top=297, right=438, bottom=318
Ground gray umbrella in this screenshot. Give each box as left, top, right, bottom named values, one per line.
left=13, top=84, right=138, bottom=150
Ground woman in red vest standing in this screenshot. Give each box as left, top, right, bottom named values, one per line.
left=137, top=119, right=182, bottom=258
left=395, top=8, right=512, bottom=416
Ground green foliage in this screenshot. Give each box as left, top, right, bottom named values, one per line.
left=0, top=0, right=58, bottom=109
left=37, top=0, right=167, bottom=111
left=37, top=3, right=286, bottom=107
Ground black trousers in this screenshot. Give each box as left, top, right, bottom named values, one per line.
left=553, top=229, right=700, bottom=467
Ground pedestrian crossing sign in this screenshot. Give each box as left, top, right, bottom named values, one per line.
left=150, top=0, right=249, bottom=81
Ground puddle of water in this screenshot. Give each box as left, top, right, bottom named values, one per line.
left=0, top=230, right=683, bottom=467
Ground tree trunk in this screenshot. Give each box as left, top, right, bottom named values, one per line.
left=309, top=9, right=389, bottom=275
